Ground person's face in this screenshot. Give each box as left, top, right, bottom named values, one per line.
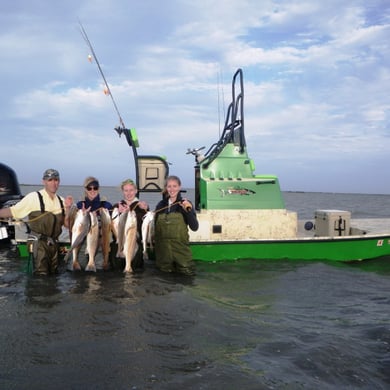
left=43, top=178, right=60, bottom=195
left=122, top=183, right=137, bottom=202
left=85, top=183, right=99, bottom=200
left=166, top=179, right=181, bottom=200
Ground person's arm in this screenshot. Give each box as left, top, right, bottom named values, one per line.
left=63, top=196, right=74, bottom=228
left=182, top=202, right=199, bottom=231
left=4, top=192, right=35, bottom=219
left=64, top=214, right=70, bottom=228
left=0, top=207, right=13, bottom=219
left=187, top=211, right=199, bottom=231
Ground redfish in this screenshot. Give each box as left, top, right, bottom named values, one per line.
left=85, top=211, right=99, bottom=272
left=65, top=208, right=91, bottom=271
left=141, top=211, right=154, bottom=260
left=123, top=210, right=138, bottom=273
left=100, top=208, right=112, bottom=270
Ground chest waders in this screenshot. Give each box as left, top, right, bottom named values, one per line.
left=154, top=212, right=194, bottom=275
left=26, top=192, right=64, bottom=275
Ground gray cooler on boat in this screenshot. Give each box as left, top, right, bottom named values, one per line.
left=314, top=210, right=351, bottom=237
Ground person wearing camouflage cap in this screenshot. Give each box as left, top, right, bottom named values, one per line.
left=0, top=168, right=73, bottom=275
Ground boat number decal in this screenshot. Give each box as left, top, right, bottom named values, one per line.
left=376, top=240, right=384, bottom=247
left=219, top=187, right=256, bottom=197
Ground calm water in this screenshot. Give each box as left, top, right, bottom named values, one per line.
left=0, top=189, right=389, bottom=389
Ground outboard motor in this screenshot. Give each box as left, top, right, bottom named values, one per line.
left=0, top=163, right=23, bottom=242
left=0, top=162, right=22, bottom=208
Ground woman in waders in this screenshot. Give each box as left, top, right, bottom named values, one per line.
left=154, top=175, right=198, bottom=276
left=73, top=176, right=113, bottom=271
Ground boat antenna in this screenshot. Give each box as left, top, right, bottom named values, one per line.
left=78, top=21, right=126, bottom=129
left=217, top=68, right=226, bottom=137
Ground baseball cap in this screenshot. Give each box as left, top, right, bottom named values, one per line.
left=42, top=168, right=60, bottom=180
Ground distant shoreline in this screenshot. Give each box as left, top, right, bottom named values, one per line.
left=20, top=184, right=118, bottom=188
left=18, top=185, right=389, bottom=196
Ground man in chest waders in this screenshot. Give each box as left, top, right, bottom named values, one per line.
left=0, top=169, right=73, bottom=275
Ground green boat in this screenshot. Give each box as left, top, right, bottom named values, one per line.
left=10, top=68, right=390, bottom=263
left=118, top=68, right=390, bottom=263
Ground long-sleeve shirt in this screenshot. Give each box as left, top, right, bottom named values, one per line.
left=155, top=194, right=199, bottom=231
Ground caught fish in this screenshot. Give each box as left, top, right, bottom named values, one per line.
left=141, top=211, right=155, bottom=260
left=67, top=204, right=79, bottom=238
left=123, top=210, right=138, bottom=273
left=85, top=211, right=99, bottom=272
left=111, top=206, right=120, bottom=242
left=100, top=207, right=112, bottom=270
left=65, top=209, right=91, bottom=271
left=116, top=210, right=129, bottom=258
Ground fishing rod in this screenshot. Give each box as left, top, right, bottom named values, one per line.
left=78, top=21, right=126, bottom=129
left=78, top=21, right=141, bottom=188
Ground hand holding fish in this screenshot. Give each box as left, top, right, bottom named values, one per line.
left=118, top=201, right=129, bottom=214
left=138, top=201, right=148, bottom=211
left=81, top=203, right=91, bottom=213
left=64, top=195, right=74, bottom=208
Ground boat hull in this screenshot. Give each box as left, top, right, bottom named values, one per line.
left=190, top=234, right=390, bottom=262
left=13, top=234, right=390, bottom=263
left=11, top=215, right=390, bottom=263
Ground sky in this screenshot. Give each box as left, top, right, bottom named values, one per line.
left=0, top=0, right=389, bottom=194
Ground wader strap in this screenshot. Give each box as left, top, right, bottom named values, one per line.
left=58, top=196, right=65, bottom=217
left=37, top=191, right=45, bottom=213
left=36, top=191, right=65, bottom=216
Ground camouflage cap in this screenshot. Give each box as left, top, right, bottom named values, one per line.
left=42, top=168, right=60, bottom=180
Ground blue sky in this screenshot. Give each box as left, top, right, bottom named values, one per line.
left=1, top=0, right=389, bottom=194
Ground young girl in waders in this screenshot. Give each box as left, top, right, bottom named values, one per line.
left=154, top=175, right=198, bottom=276
left=112, top=178, right=149, bottom=272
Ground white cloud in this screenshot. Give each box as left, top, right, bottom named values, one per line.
left=0, top=0, right=389, bottom=194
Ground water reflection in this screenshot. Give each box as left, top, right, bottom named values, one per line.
left=24, top=275, right=63, bottom=308
left=1, top=243, right=390, bottom=389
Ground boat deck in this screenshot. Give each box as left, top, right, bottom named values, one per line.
left=298, top=218, right=390, bottom=237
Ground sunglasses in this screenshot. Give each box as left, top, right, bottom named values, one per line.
left=86, top=186, right=99, bottom=191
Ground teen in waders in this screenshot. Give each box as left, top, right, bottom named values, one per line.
left=154, top=175, right=198, bottom=276
left=112, top=178, right=149, bottom=272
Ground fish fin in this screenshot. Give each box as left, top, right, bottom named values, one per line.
left=85, top=263, right=97, bottom=272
